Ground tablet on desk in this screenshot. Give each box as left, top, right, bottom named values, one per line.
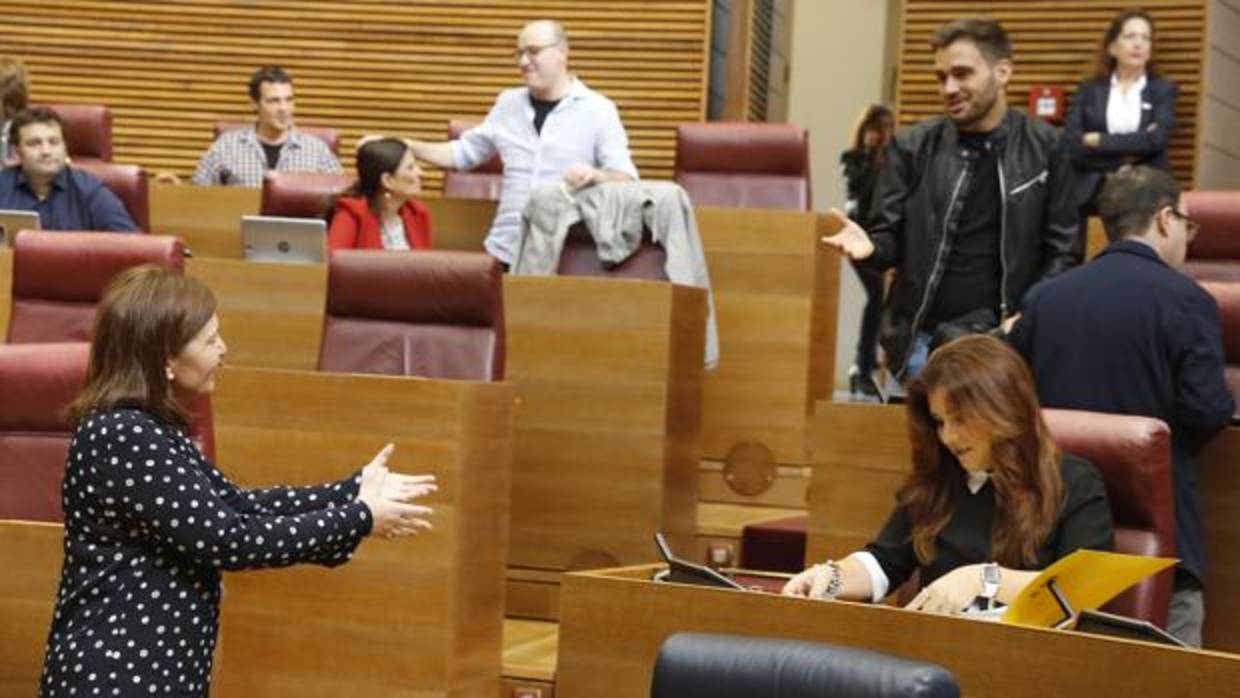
left=0, top=209, right=40, bottom=248
left=240, top=215, right=326, bottom=264
left=653, top=532, right=744, bottom=590
left=1073, top=608, right=1188, bottom=648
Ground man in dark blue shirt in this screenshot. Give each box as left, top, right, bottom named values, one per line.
left=0, top=107, right=137, bottom=232
left=1009, top=165, right=1235, bottom=647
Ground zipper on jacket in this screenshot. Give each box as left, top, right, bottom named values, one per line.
left=998, top=159, right=1009, bottom=318
left=1007, top=169, right=1047, bottom=196
left=898, top=164, right=969, bottom=379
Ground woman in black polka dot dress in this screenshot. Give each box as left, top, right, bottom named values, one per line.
left=39, top=266, right=437, bottom=697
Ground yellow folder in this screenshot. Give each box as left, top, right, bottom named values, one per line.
left=1001, top=549, right=1177, bottom=627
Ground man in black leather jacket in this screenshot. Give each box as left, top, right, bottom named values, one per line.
left=824, top=18, right=1079, bottom=381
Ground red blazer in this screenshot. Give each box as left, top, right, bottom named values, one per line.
left=327, top=196, right=433, bottom=251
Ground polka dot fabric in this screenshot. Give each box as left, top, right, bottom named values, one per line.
left=39, top=409, right=373, bottom=697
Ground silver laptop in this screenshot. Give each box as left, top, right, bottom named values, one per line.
left=240, top=215, right=327, bottom=264
left=0, top=209, right=41, bottom=248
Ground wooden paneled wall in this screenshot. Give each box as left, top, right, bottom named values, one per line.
left=897, top=0, right=1206, bottom=185
left=0, top=1, right=711, bottom=187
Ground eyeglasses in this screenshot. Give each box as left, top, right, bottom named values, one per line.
left=512, top=42, right=560, bottom=62
left=1168, top=208, right=1200, bottom=241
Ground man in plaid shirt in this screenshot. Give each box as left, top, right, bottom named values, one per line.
left=192, top=65, right=341, bottom=187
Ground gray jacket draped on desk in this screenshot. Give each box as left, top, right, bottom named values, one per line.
left=513, top=180, right=719, bottom=368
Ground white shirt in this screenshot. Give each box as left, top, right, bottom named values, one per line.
left=1105, top=72, right=1147, bottom=136
left=451, top=77, right=639, bottom=263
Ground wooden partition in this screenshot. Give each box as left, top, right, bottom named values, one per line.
left=0, top=367, right=515, bottom=697
left=0, top=249, right=11, bottom=339
left=806, top=401, right=1240, bottom=652
left=898, top=0, right=1207, bottom=185
left=0, top=1, right=710, bottom=184
left=696, top=207, right=840, bottom=466
left=210, top=366, right=515, bottom=697
left=555, top=564, right=1240, bottom=698
left=0, top=520, right=61, bottom=694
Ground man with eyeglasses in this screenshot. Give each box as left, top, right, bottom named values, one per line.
left=1009, top=164, right=1234, bottom=648
left=403, top=19, right=637, bottom=266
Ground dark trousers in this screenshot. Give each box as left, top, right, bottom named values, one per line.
left=850, top=259, right=884, bottom=373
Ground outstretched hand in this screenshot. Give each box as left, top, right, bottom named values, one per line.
left=820, top=207, right=875, bottom=260
left=357, top=443, right=437, bottom=539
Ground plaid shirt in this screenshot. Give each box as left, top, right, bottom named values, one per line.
left=191, top=125, right=341, bottom=187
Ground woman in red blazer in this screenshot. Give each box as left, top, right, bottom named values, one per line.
left=327, top=137, right=433, bottom=251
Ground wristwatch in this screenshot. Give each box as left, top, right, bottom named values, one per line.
left=980, top=562, right=1001, bottom=609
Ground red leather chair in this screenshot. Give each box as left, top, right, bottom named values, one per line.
left=0, top=342, right=90, bottom=521
left=674, top=123, right=811, bottom=211
left=6, top=231, right=185, bottom=343
left=1183, top=191, right=1240, bottom=283
left=260, top=171, right=353, bottom=219
left=0, top=342, right=215, bottom=522
left=1042, top=409, right=1175, bottom=628
left=214, top=120, right=341, bottom=156
left=442, top=119, right=503, bottom=200
left=72, top=161, right=151, bottom=232
left=42, top=103, right=113, bottom=163
left=1197, top=280, right=1240, bottom=414
left=556, top=226, right=669, bottom=280
left=318, top=250, right=505, bottom=380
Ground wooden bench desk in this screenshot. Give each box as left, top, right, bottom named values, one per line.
left=0, top=366, right=515, bottom=697
left=556, top=563, right=1240, bottom=698
left=807, top=401, right=1240, bottom=653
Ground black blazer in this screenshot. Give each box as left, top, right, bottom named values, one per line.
left=1063, top=75, right=1179, bottom=209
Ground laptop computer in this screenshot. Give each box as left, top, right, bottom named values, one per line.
left=240, top=215, right=327, bottom=264
left=0, top=209, right=41, bottom=248
left=653, top=532, right=744, bottom=590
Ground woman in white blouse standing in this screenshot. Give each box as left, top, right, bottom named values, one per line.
left=1065, top=8, right=1179, bottom=246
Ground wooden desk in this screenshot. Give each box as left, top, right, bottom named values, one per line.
left=0, top=367, right=515, bottom=697
left=696, top=208, right=839, bottom=467
left=556, top=564, right=1240, bottom=698
left=151, top=185, right=496, bottom=260
left=211, top=366, right=515, bottom=697
left=0, top=248, right=10, bottom=339
left=806, top=401, right=1240, bottom=652
left=0, top=520, right=61, bottom=695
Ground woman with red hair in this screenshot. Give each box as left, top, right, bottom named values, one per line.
left=784, top=335, right=1114, bottom=614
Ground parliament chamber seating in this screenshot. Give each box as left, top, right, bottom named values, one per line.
left=318, top=249, right=505, bottom=380
left=259, top=171, right=352, bottom=219
left=673, top=122, right=811, bottom=211
left=557, top=227, right=669, bottom=280
left=1041, top=409, right=1176, bottom=627
left=1197, top=280, right=1240, bottom=415
left=213, top=120, right=341, bottom=155
left=0, top=342, right=214, bottom=522
left=6, top=231, right=184, bottom=343
left=42, top=103, right=112, bottom=163
left=72, top=160, right=152, bottom=232
left=443, top=119, right=504, bottom=200
left=0, top=342, right=89, bottom=522
left=650, top=632, right=960, bottom=698
left=1183, top=191, right=1240, bottom=283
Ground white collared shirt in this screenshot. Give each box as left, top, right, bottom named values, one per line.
left=1105, top=72, right=1148, bottom=135
left=451, top=77, right=639, bottom=263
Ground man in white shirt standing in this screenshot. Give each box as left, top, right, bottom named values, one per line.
left=407, top=19, right=639, bottom=265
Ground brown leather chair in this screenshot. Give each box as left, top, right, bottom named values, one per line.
left=7, top=231, right=185, bottom=343
left=318, top=250, right=505, bottom=380
left=213, top=120, right=341, bottom=156
left=442, top=119, right=503, bottom=200
left=1042, top=408, right=1175, bottom=628
left=260, top=171, right=353, bottom=219
left=0, top=342, right=90, bottom=521
left=72, top=161, right=151, bottom=232
left=674, top=122, right=811, bottom=211
left=42, top=103, right=113, bottom=163
left=1183, top=191, right=1240, bottom=283
left=0, top=342, right=215, bottom=522
left=1197, top=280, right=1240, bottom=414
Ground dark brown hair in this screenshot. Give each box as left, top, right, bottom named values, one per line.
left=902, top=335, right=1064, bottom=569
left=929, top=17, right=1012, bottom=63
left=7, top=106, right=63, bottom=149
left=1098, top=164, right=1180, bottom=243
left=0, top=57, right=29, bottom=121
left=850, top=104, right=895, bottom=153
left=1093, top=9, right=1159, bottom=80
left=67, top=265, right=217, bottom=429
left=248, top=64, right=292, bottom=101
left=326, top=137, right=410, bottom=222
